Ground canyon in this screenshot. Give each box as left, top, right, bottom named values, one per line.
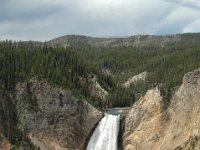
left=0, top=38, right=200, bottom=149
left=1, top=68, right=199, bottom=150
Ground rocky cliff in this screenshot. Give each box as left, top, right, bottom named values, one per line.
left=15, top=78, right=102, bottom=150
left=123, top=68, right=200, bottom=150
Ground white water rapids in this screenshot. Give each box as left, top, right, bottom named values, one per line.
left=87, top=113, right=120, bottom=150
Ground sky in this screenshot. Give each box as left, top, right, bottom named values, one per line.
left=0, top=0, right=200, bottom=41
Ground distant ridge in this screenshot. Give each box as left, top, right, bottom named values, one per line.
left=49, top=33, right=200, bottom=48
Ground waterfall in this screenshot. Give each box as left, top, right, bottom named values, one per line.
left=87, top=113, right=120, bottom=150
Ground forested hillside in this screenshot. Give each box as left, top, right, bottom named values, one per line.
left=50, top=33, right=200, bottom=48
left=0, top=41, right=95, bottom=95
left=0, top=41, right=92, bottom=149
left=71, top=34, right=200, bottom=107
left=1, top=34, right=200, bottom=108
left=0, top=34, right=200, bottom=148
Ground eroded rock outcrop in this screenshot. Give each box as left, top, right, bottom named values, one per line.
left=123, top=71, right=148, bottom=88
left=123, top=69, right=200, bottom=150
left=15, top=78, right=103, bottom=150
left=89, top=77, right=108, bottom=99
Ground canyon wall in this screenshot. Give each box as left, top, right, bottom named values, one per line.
left=123, top=69, right=200, bottom=150
left=15, top=78, right=103, bottom=150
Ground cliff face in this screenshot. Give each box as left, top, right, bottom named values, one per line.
left=123, top=69, right=200, bottom=150
left=15, top=78, right=102, bottom=150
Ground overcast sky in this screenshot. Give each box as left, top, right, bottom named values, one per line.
left=0, top=0, right=200, bottom=41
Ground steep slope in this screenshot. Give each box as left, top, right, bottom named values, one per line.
left=89, top=77, right=108, bottom=100
left=123, top=71, right=148, bottom=88
left=15, top=78, right=103, bottom=150
left=123, top=68, right=200, bottom=150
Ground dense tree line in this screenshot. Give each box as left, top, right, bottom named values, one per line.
left=0, top=41, right=93, bottom=96
left=1, top=39, right=200, bottom=108
left=1, top=36, right=200, bottom=148
left=0, top=41, right=104, bottom=149
left=75, top=39, right=200, bottom=106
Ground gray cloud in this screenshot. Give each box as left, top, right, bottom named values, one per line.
left=164, top=0, right=200, bottom=10
left=0, top=0, right=200, bottom=41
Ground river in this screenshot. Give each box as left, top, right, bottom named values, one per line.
left=87, top=113, right=120, bottom=150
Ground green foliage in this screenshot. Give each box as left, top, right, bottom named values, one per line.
left=1, top=39, right=200, bottom=109
left=11, top=133, right=40, bottom=150
left=0, top=41, right=91, bottom=98
left=75, top=37, right=200, bottom=107
left=0, top=35, right=200, bottom=148
left=0, top=89, right=39, bottom=150
left=107, top=87, right=135, bottom=107
left=0, top=41, right=96, bottom=147
left=0, top=90, right=17, bottom=142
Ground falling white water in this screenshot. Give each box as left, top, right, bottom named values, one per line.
left=87, top=113, right=120, bottom=150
